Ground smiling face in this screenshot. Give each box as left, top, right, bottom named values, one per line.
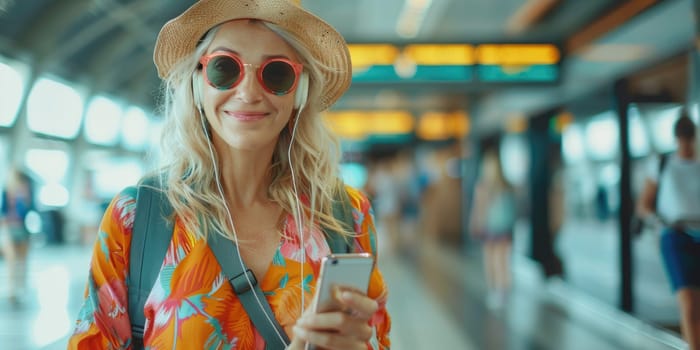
left=198, top=20, right=301, bottom=154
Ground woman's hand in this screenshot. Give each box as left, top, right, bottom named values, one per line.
left=287, top=290, right=378, bottom=350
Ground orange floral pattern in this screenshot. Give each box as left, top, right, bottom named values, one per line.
left=68, top=186, right=391, bottom=349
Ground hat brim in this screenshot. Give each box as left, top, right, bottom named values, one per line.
left=154, top=0, right=351, bottom=111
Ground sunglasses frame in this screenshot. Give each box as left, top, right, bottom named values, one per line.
left=199, top=52, right=304, bottom=96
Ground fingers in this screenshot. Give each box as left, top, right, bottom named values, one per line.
left=298, top=312, right=373, bottom=339
left=293, top=324, right=367, bottom=350
left=338, top=290, right=379, bottom=320
left=284, top=337, right=304, bottom=350
left=292, top=291, right=378, bottom=350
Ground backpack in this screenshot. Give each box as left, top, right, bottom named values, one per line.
left=631, top=153, right=670, bottom=236
left=127, top=177, right=354, bottom=350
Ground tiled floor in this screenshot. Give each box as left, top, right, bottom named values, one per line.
left=0, top=241, right=476, bottom=350
left=413, top=237, right=686, bottom=350
left=0, top=230, right=688, bottom=350
left=0, top=244, right=91, bottom=350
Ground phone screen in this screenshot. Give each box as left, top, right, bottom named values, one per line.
left=311, top=253, right=374, bottom=314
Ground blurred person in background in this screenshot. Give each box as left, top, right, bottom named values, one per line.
left=67, top=0, right=391, bottom=348
left=0, top=166, right=34, bottom=306
left=470, top=149, right=517, bottom=309
left=420, top=142, right=464, bottom=246
left=394, top=150, right=425, bottom=257
left=366, top=157, right=401, bottom=254
left=637, top=111, right=700, bottom=349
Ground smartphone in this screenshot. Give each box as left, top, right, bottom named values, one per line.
left=310, top=253, right=374, bottom=314
left=306, top=253, right=374, bottom=350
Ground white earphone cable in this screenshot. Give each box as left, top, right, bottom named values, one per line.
left=287, top=105, right=306, bottom=315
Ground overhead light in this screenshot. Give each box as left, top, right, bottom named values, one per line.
left=403, top=44, right=475, bottom=65
left=324, top=111, right=368, bottom=140
left=393, top=52, right=417, bottom=79
left=476, top=44, right=560, bottom=65
left=396, top=0, right=434, bottom=39
left=417, top=111, right=469, bottom=140
left=576, top=44, right=653, bottom=62
left=347, top=44, right=400, bottom=70
left=324, top=110, right=415, bottom=139
left=371, top=111, right=415, bottom=134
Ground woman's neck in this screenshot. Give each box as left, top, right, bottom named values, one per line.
left=216, top=148, right=276, bottom=208
left=203, top=126, right=286, bottom=212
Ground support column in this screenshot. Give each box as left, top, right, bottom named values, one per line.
left=614, top=79, right=634, bottom=313
left=527, top=109, right=560, bottom=277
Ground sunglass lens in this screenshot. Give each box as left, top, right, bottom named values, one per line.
left=262, top=61, right=296, bottom=94
left=207, top=56, right=241, bottom=89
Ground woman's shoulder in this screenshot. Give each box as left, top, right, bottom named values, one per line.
left=343, top=185, right=371, bottom=212
left=102, top=186, right=140, bottom=233
left=341, top=185, right=380, bottom=253
left=114, top=185, right=139, bottom=210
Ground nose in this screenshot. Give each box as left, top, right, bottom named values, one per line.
left=234, top=64, right=264, bottom=103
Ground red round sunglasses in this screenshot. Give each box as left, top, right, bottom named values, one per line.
left=199, top=52, right=304, bottom=96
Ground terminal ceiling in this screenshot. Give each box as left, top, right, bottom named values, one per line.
left=0, top=0, right=694, bottom=134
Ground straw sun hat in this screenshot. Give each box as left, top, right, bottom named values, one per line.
left=154, top=0, right=352, bottom=111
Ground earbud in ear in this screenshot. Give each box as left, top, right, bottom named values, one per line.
left=294, top=71, right=309, bottom=110
left=192, top=72, right=203, bottom=111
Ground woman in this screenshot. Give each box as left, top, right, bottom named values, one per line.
left=0, top=167, right=34, bottom=305
left=68, top=1, right=391, bottom=349
left=469, top=149, right=517, bottom=309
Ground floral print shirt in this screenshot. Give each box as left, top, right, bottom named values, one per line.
left=68, top=186, right=391, bottom=349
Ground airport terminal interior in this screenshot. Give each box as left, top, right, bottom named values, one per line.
left=1, top=0, right=700, bottom=349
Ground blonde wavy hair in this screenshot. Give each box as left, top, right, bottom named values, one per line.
left=152, top=20, right=353, bottom=243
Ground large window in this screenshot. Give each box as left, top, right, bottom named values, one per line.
left=562, top=124, right=586, bottom=165
left=644, top=104, right=682, bottom=153
left=585, top=111, right=619, bottom=161
left=628, top=105, right=651, bottom=158
left=25, top=146, right=71, bottom=207
left=500, top=133, right=529, bottom=186
left=121, top=106, right=152, bottom=151
left=89, top=156, right=144, bottom=199
left=145, top=117, right=164, bottom=166
left=691, top=102, right=699, bottom=124
left=27, top=77, right=84, bottom=139
left=84, top=95, right=123, bottom=146
left=0, top=59, right=27, bottom=127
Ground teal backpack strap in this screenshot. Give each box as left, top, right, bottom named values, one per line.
left=324, top=187, right=354, bottom=254
left=208, top=235, right=291, bottom=349
left=128, top=177, right=174, bottom=350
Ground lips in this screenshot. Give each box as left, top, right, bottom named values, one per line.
left=224, top=110, right=268, bottom=121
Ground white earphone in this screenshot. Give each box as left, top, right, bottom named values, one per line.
left=294, top=71, right=309, bottom=110
left=192, top=72, right=204, bottom=112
